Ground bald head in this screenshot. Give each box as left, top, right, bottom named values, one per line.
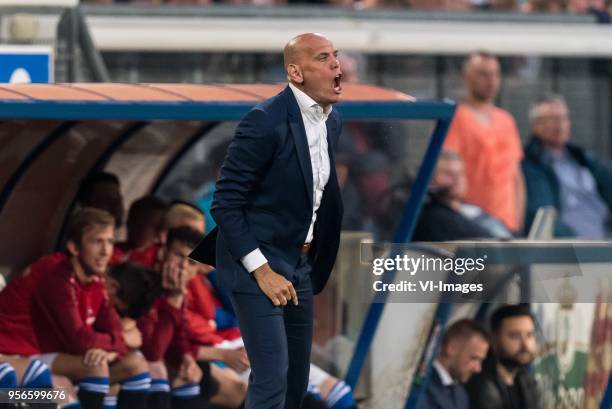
left=283, top=33, right=342, bottom=108
left=463, top=51, right=500, bottom=104
left=283, top=33, right=330, bottom=68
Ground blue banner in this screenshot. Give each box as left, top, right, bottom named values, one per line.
left=0, top=47, right=52, bottom=84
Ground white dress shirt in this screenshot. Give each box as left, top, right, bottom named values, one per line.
left=433, top=360, right=455, bottom=386
left=240, top=83, right=332, bottom=273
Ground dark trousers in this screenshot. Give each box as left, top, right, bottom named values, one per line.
left=230, top=254, right=313, bottom=409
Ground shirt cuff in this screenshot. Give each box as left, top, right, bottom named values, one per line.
left=240, top=248, right=268, bottom=273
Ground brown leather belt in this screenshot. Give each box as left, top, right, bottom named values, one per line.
left=301, top=243, right=311, bottom=254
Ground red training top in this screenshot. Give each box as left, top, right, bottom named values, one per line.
left=111, top=242, right=162, bottom=269
left=185, top=275, right=240, bottom=346
left=29, top=255, right=127, bottom=356
left=0, top=253, right=65, bottom=355
left=137, top=296, right=197, bottom=366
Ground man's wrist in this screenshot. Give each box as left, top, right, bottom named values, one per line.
left=241, top=248, right=268, bottom=273
left=253, top=263, right=272, bottom=280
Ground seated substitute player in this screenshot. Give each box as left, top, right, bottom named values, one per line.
left=137, top=227, right=210, bottom=409
left=112, top=200, right=205, bottom=269
left=173, top=226, right=247, bottom=409
left=111, top=195, right=169, bottom=266
left=0, top=208, right=155, bottom=409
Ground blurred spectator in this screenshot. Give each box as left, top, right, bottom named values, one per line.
left=418, top=319, right=489, bottom=409
left=522, top=94, right=612, bottom=238
left=466, top=304, right=540, bottom=409
left=121, top=195, right=168, bottom=252
left=444, top=51, right=525, bottom=233
left=413, top=150, right=513, bottom=241
left=89, top=0, right=212, bottom=3
left=474, top=0, right=519, bottom=10
left=522, top=0, right=567, bottom=12
left=165, top=0, right=212, bottom=4
left=77, top=171, right=125, bottom=228
left=336, top=52, right=409, bottom=236
left=324, top=0, right=350, bottom=7
left=111, top=195, right=168, bottom=265
left=408, top=0, right=472, bottom=10
left=335, top=151, right=365, bottom=231
left=568, top=0, right=605, bottom=12
left=568, top=0, right=611, bottom=21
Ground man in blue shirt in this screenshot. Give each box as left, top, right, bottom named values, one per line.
left=522, top=94, right=612, bottom=238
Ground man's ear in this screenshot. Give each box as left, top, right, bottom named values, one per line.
left=445, top=340, right=459, bottom=356
left=66, top=240, right=79, bottom=258
left=287, top=64, right=303, bottom=85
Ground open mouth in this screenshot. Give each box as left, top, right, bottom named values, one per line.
left=333, top=73, right=343, bottom=94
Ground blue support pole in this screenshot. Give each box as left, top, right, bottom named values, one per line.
left=404, top=302, right=453, bottom=409
left=601, top=372, right=612, bottom=409
left=344, top=115, right=454, bottom=390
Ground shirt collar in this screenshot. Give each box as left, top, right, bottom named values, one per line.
left=433, top=360, right=455, bottom=386
left=542, top=146, right=568, bottom=165
left=289, top=83, right=332, bottom=123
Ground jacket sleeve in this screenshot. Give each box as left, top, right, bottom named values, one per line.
left=92, top=297, right=129, bottom=356
left=588, top=154, right=612, bottom=208
left=185, top=309, right=222, bottom=347
left=33, top=276, right=126, bottom=356
left=210, top=108, right=277, bottom=260
left=137, top=300, right=176, bottom=362
left=521, top=160, right=576, bottom=237
left=184, top=276, right=223, bottom=346
left=465, top=376, right=504, bottom=409
left=158, top=299, right=197, bottom=361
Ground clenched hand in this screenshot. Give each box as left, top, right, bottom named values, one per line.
left=253, top=263, right=298, bottom=307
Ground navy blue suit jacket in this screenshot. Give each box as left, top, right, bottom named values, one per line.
left=210, top=86, right=343, bottom=295
left=418, top=369, right=469, bottom=409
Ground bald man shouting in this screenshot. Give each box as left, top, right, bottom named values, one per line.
left=210, top=33, right=344, bottom=408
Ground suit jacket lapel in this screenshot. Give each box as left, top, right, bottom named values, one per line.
left=428, top=370, right=457, bottom=409
left=285, top=87, right=314, bottom=209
